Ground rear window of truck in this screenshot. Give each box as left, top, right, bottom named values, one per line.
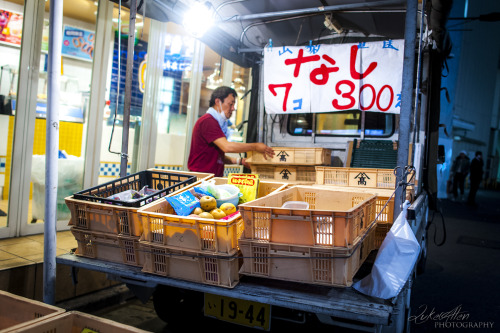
left=287, top=111, right=395, bottom=137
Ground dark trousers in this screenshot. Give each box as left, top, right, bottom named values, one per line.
left=467, top=180, right=480, bottom=204
left=452, top=173, right=466, bottom=198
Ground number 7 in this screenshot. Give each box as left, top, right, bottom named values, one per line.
left=268, top=83, right=292, bottom=112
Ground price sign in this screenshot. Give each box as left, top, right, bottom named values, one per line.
left=264, top=40, right=404, bottom=114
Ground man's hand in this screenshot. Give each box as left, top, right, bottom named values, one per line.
left=255, top=143, right=275, bottom=160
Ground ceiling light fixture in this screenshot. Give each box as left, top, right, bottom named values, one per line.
left=183, top=1, right=215, bottom=38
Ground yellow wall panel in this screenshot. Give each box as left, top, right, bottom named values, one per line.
left=3, top=118, right=83, bottom=201
left=33, top=119, right=83, bottom=157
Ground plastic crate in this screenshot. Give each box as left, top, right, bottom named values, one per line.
left=66, top=170, right=210, bottom=237
left=211, top=177, right=288, bottom=198
left=138, top=198, right=242, bottom=255
left=249, top=165, right=316, bottom=183
left=239, top=223, right=377, bottom=287
left=70, top=228, right=144, bottom=267
left=0, top=290, right=65, bottom=333
left=315, top=166, right=418, bottom=190
left=12, top=311, right=150, bottom=333
left=311, top=185, right=397, bottom=224
left=375, top=222, right=392, bottom=248
left=315, top=167, right=398, bottom=189
left=247, top=147, right=331, bottom=165
left=239, top=186, right=376, bottom=248
left=73, top=170, right=199, bottom=207
left=141, top=242, right=240, bottom=288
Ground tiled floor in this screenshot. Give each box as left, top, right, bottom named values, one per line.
left=0, top=231, right=77, bottom=270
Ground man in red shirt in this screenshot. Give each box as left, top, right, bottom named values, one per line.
left=188, top=86, right=274, bottom=177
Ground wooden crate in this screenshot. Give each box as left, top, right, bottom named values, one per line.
left=0, top=290, right=65, bottom=333
left=238, top=186, right=376, bottom=248
left=315, top=166, right=418, bottom=190
left=12, top=311, right=150, bottom=333
left=140, top=242, right=240, bottom=288
left=70, top=228, right=144, bottom=267
left=239, top=223, right=377, bottom=288
left=247, top=147, right=331, bottom=165
left=250, top=165, right=316, bottom=184
left=66, top=170, right=213, bottom=237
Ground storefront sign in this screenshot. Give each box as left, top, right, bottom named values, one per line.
left=264, top=40, right=404, bottom=114
left=62, top=25, right=95, bottom=61
left=0, top=9, right=23, bottom=46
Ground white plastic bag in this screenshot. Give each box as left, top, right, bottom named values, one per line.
left=353, top=201, right=420, bottom=299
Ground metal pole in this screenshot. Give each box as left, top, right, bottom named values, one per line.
left=44, top=0, right=63, bottom=305
left=223, top=0, right=404, bottom=22
left=120, top=0, right=137, bottom=177
left=394, top=0, right=417, bottom=219
left=183, top=40, right=205, bottom=170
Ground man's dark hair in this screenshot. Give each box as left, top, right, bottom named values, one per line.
left=209, top=86, right=237, bottom=107
left=475, top=151, right=482, bottom=157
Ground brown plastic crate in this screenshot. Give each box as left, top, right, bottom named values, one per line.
left=375, top=223, right=392, bottom=248
left=12, top=311, right=150, bottom=333
left=239, top=223, right=377, bottom=287
left=70, top=227, right=144, bottom=267
left=311, top=185, right=400, bottom=224
left=140, top=242, right=240, bottom=288
left=138, top=198, right=242, bottom=255
left=315, top=166, right=418, bottom=190
left=249, top=165, right=316, bottom=184
left=66, top=170, right=213, bottom=237
left=0, top=290, right=65, bottom=333
left=238, top=186, right=376, bottom=248
left=247, top=147, right=331, bottom=165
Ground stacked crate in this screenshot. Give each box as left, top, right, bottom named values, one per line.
left=237, top=186, right=378, bottom=287
left=136, top=178, right=289, bottom=289
left=0, top=290, right=65, bottom=332
left=314, top=166, right=417, bottom=248
left=66, top=170, right=212, bottom=268
left=9, top=311, right=151, bottom=333
left=246, top=147, right=331, bottom=184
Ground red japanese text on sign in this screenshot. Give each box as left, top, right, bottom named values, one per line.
left=263, top=40, right=404, bottom=114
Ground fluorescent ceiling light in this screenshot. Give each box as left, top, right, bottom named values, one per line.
left=183, top=1, right=214, bottom=38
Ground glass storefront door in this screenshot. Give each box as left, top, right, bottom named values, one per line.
left=27, top=1, right=97, bottom=228
left=98, top=5, right=149, bottom=184
left=0, top=0, right=24, bottom=232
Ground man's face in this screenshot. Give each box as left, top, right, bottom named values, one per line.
left=217, top=94, right=236, bottom=119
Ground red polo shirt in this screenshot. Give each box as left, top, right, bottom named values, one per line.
left=188, top=113, right=226, bottom=177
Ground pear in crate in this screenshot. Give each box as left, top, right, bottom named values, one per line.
left=200, top=196, right=217, bottom=211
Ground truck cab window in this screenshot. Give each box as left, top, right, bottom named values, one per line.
left=287, top=111, right=394, bottom=137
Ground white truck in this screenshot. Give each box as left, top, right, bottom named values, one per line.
left=58, top=0, right=451, bottom=331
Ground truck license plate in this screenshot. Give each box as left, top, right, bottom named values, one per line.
left=204, top=293, right=271, bottom=330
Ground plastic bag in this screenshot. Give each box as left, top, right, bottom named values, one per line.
left=227, top=173, right=259, bottom=204
left=107, top=186, right=157, bottom=202
left=165, top=191, right=201, bottom=216
left=198, top=180, right=221, bottom=198
left=352, top=201, right=420, bottom=299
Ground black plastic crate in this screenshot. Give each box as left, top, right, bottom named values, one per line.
left=73, top=170, right=197, bottom=207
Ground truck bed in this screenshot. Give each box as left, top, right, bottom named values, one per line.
left=56, top=192, right=426, bottom=329
left=56, top=253, right=393, bottom=326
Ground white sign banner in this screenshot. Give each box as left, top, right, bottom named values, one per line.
left=264, top=40, right=404, bottom=114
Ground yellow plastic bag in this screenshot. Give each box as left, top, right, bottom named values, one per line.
left=227, top=173, right=259, bottom=204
